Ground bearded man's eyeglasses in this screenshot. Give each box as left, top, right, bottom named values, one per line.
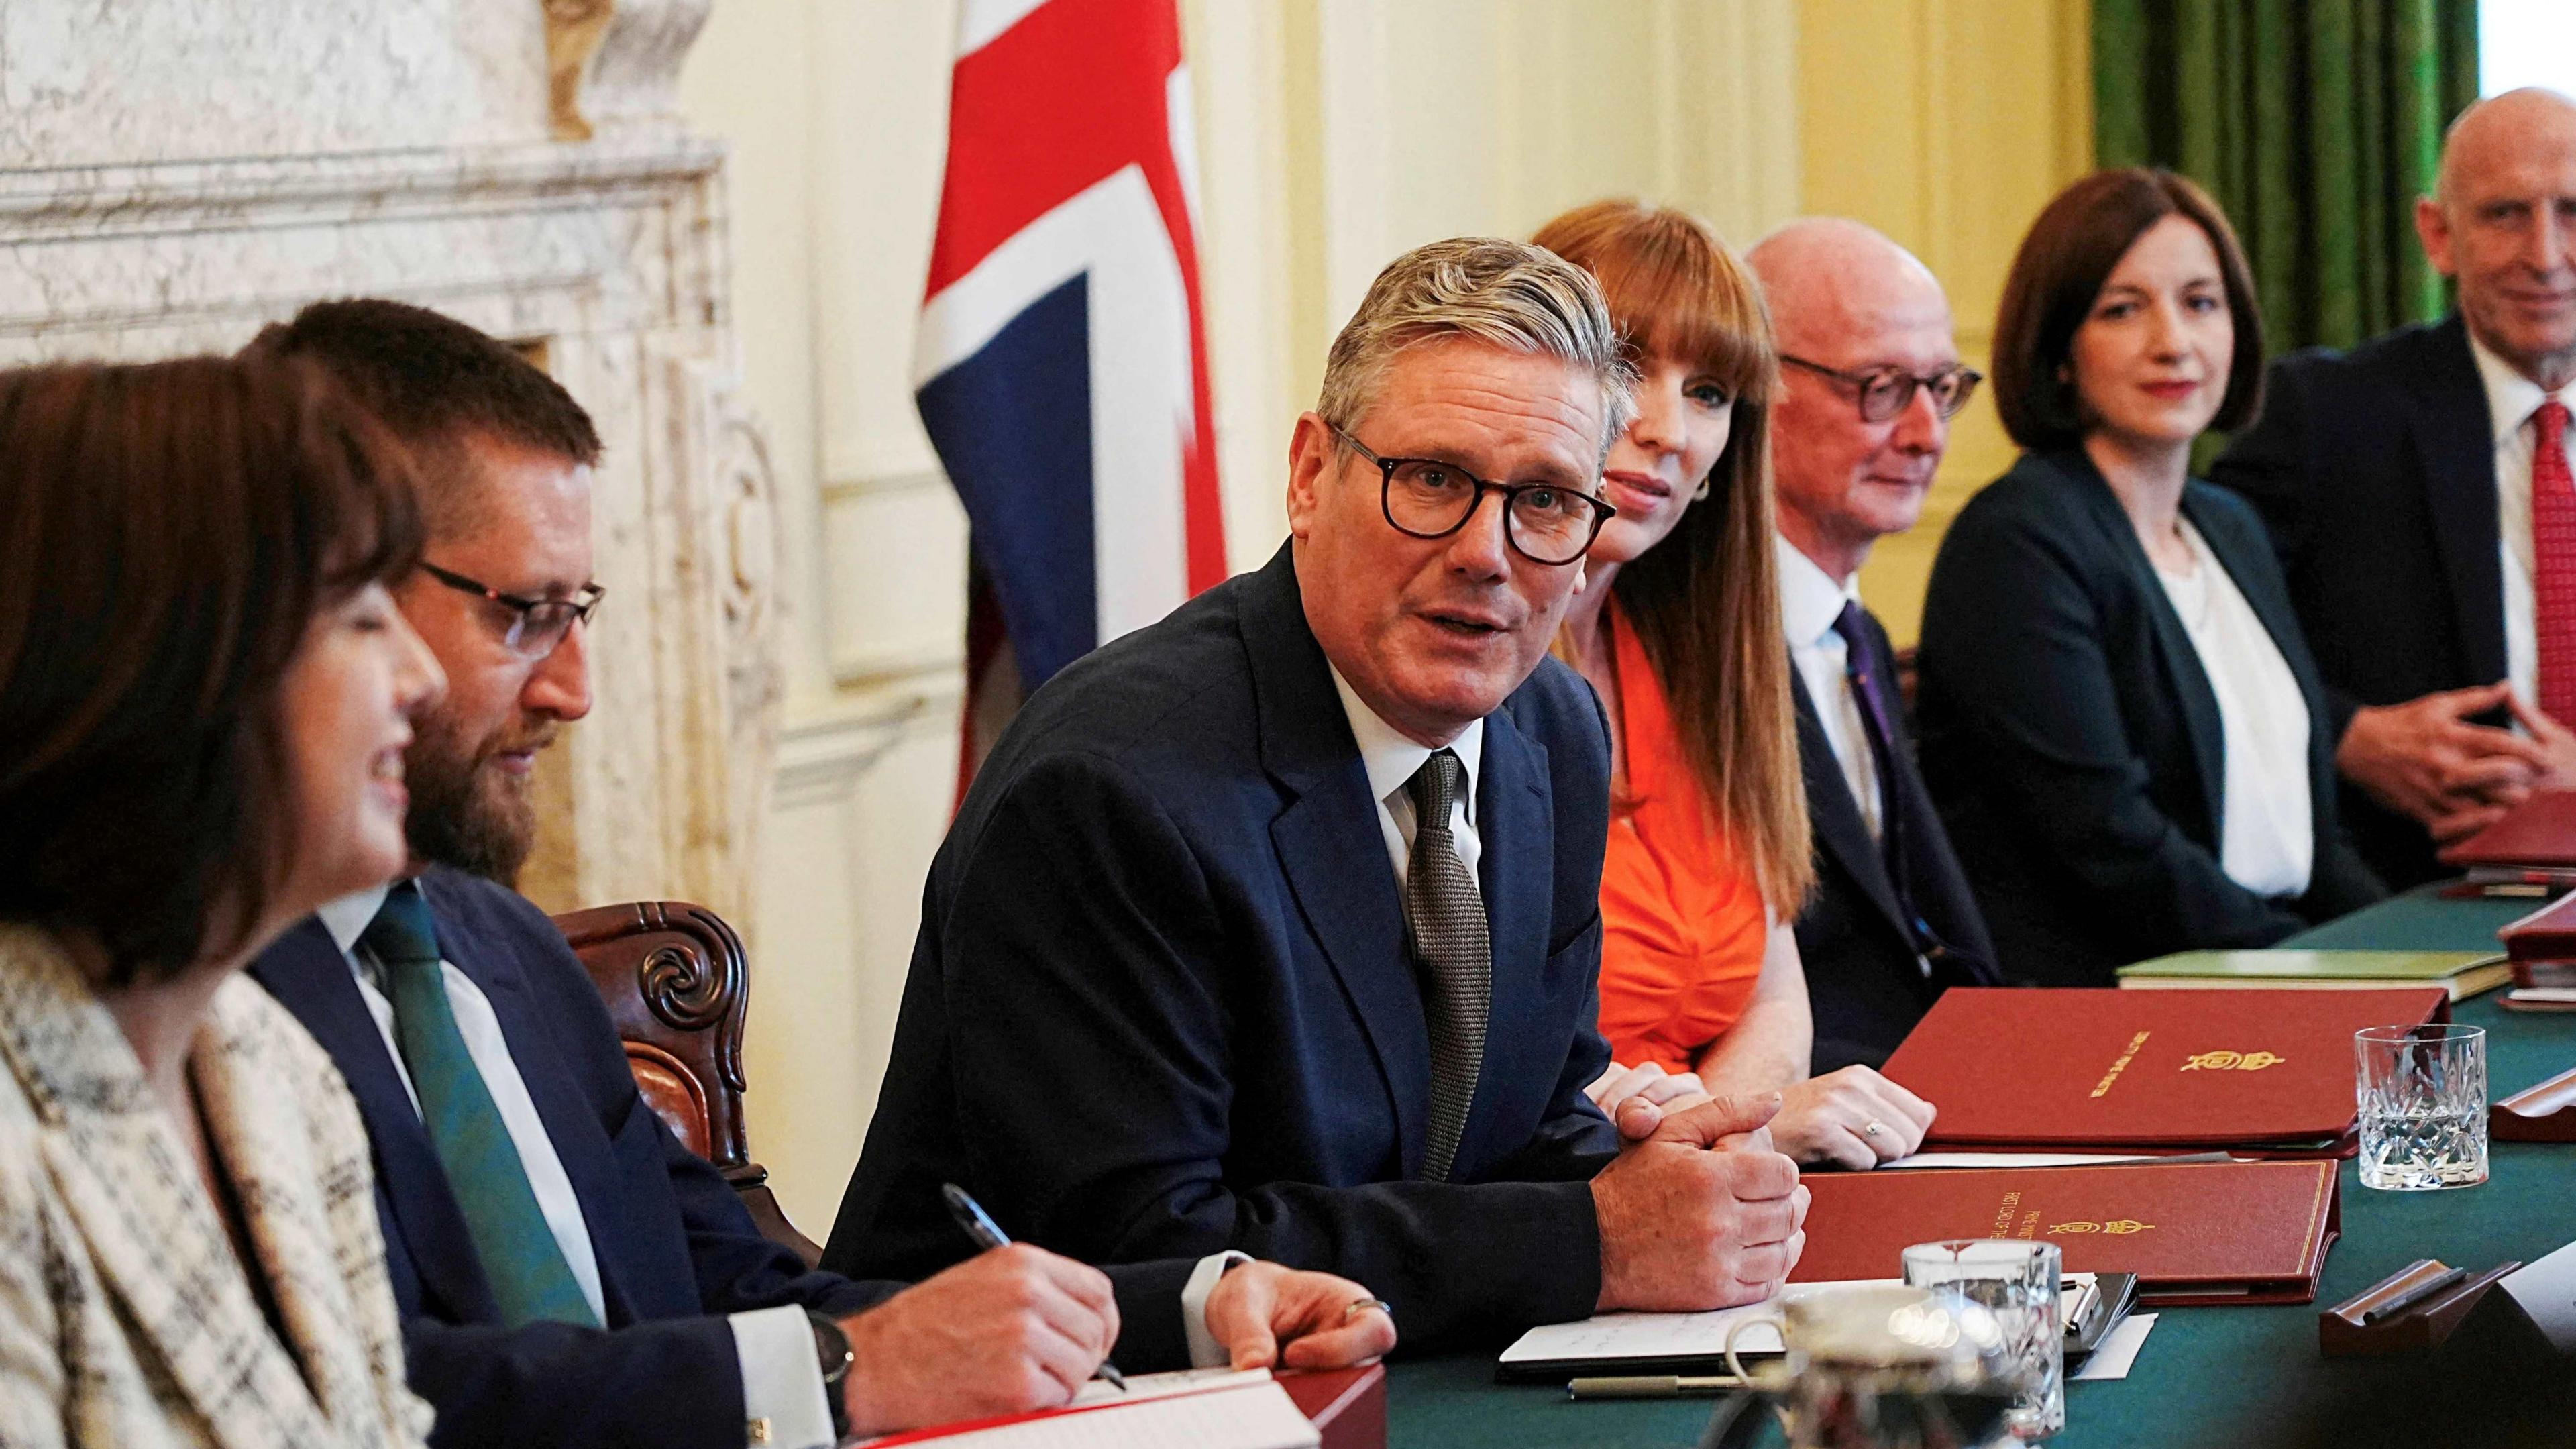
left=1330, top=425, right=1616, bottom=566
left=420, top=561, right=604, bottom=657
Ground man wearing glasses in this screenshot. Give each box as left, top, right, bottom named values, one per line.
left=1745, top=219, right=2003, bottom=1074
left=244, top=301, right=1394, bottom=1449
left=827, top=237, right=1811, bottom=1350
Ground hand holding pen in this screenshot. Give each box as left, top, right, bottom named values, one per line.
left=943, top=1183, right=1128, bottom=1391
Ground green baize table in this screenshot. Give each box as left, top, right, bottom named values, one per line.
left=1384, top=886, right=2576, bottom=1447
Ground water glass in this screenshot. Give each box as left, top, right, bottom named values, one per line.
left=2355, top=1024, right=2488, bottom=1190
left=1901, top=1240, right=2064, bottom=1441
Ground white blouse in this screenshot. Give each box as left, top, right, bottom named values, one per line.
left=2153, top=517, right=2314, bottom=898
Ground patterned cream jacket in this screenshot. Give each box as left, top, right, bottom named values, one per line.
left=0, top=924, right=434, bottom=1449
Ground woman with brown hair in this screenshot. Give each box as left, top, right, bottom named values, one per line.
left=1538, top=200, right=1936, bottom=1167
left=1915, top=169, right=2384, bottom=984
left=0, top=355, right=446, bottom=1445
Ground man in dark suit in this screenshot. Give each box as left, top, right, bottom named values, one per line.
left=246, top=301, right=1394, bottom=1448
left=1743, top=219, right=2002, bottom=1069
left=2214, top=87, right=2576, bottom=888
left=825, top=239, right=1810, bottom=1351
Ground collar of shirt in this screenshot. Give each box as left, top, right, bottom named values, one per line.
left=1327, top=663, right=1483, bottom=823
left=2469, top=330, right=2576, bottom=448
left=315, top=881, right=395, bottom=959
left=1774, top=531, right=1859, bottom=648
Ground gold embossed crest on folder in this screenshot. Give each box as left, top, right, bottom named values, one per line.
left=2181, top=1051, right=2285, bottom=1071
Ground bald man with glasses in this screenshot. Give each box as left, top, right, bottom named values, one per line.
left=1748, top=219, right=2003, bottom=1071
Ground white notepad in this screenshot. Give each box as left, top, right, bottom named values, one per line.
left=1499, top=1277, right=2103, bottom=1368
left=859, top=1368, right=1319, bottom=1449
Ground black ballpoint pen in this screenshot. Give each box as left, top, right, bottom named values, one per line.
left=941, top=1183, right=1128, bottom=1391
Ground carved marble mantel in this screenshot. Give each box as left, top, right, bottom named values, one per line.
left=0, top=0, right=778, bottom=923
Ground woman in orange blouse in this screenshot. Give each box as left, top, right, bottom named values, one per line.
left=1538, top=201, right=1935, bottom=1167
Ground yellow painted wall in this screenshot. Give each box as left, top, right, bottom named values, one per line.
left=1798, top=0, right=2096, bottom=645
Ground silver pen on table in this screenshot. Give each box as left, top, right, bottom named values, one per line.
left=939, top=1182, right=1127, bottom=1391
left=1566, top=1374, right=1743, bottom=1400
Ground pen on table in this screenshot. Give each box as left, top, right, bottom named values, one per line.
left=2361, top=1265, right=2470, bottom=1325
left=940, top=1182, right=1128, bottom=1391
left=1566, top=1374, right=1742, bottom=1401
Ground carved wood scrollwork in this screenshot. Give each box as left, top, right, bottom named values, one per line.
left=637, top=941, right=731, bottom=1032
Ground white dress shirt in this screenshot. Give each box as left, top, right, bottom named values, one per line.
left=317, top=885, right=835, bottom=1449
left=2151, top=520, right=2315, bottom=898
left=1775, top=534, right=1883, bottom=840
left=1330, top=665, right=1485, bottom=886
left=2474, top=333, right=2576, bottom=712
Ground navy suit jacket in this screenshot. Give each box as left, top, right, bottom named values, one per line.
left=823, top=545, right=1622, bottom=1351
left=1786, top=608, right=1999, bottom=1072
left=1915, top=450, right=2384, bottom=985
left=2211, top=315, right=2504, bottom=888
left=252, top=867, right=1196, bottom=1449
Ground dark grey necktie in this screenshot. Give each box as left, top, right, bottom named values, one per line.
left=1404, top=749, right=1489, bottom=1183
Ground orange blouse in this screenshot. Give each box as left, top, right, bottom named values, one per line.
left=1593, top=602, right=1771, bottom=1075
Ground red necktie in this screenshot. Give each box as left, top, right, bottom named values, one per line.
left=2536, top=399, right=2576, bottom=723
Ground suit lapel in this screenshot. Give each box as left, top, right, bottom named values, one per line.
left=191, top=981, right=409, bottom=1444
left=2407, top=315, right=2508, bottom=685
left=417, top=869, right=637, bottom=1323
left=1788, top=666, right=1909, bottom=936
left=1243, top=549, right=1428, bottom=1175
left=250, top=918, right=500, bottom=1325
left=2071, top=454, right=2228, bottom=838
left=0, top=932, right=334, bottom=1449
left=1460, top=699, right=1550, bottom=1173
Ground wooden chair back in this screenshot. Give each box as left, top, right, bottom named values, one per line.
left=553, top=900, right=821, bottom=1266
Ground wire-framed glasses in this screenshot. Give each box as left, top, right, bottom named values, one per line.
left=1781, top=354, right=1983, bottom=423
left=421, top=561, right=604, bottom=657
left=1330, top=425, right=1615, bottom=566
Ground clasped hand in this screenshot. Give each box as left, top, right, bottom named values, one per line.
left=1587, top=1061, right=1936, bottom=1168
left=1587, top=1091, right=1810, bottom=1313
left=2339, top=683, right=2576, bottom=841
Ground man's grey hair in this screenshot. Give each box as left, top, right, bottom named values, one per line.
left=1317, top=237, right=1638, bottom=463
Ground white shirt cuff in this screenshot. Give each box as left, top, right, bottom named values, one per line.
left=1181, top=1250, right=1256, bottom=1369
left=730, top=1304, right=837, bottom=1449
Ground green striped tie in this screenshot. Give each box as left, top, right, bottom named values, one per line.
left=361, top=881, right=600, bottom=1328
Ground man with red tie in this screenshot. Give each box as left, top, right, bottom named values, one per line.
left=2218, top=87, right=2576, bottom=888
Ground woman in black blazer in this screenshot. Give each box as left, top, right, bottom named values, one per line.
left=1915, top=169, right=2383, bottom=985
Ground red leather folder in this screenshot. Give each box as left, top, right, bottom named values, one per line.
left=1882, top=987, right=2448, bottom=1155
left=1280, top=1366, right=1385, bottom=1449
left=2500, top=890, right=2576, bottom=987
left=2440, top=790, right=2576, bottom=868
left=1792, top=1159, right=2341, bottom=1306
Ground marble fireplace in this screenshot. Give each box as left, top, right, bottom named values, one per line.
left=0, top=0, right=777, bottom=922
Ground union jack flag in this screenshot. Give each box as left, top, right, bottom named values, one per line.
left=916, top=0, right=1228, bottom=790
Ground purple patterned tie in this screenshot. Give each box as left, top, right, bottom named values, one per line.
left=1831, top=602, right=1928, bottom=939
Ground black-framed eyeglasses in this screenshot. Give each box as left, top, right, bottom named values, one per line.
left=1330, top=425, right=1615, bottom=566
left=420, top=561, right=604, bottom=657
left=1781, top=354, right=1983, bottom=423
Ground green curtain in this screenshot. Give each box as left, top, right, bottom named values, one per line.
left=2094, top=0, right=2479, bottom=356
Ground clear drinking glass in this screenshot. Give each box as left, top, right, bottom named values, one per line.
left=2355, top=1024, right=2488, bottom=1190
left=1901, top=1240, right=2064, bottom=1441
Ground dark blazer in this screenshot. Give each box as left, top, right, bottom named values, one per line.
left=2211, top=315, right=2503, bottom=887
left=1787, top=608, right=2000, bottom=1071
left=824, top=544, right=1621, bottom=1352
left=252, top=867, right=1197, bottom=1448
left=1914, top=449, right=2385, bottom=986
